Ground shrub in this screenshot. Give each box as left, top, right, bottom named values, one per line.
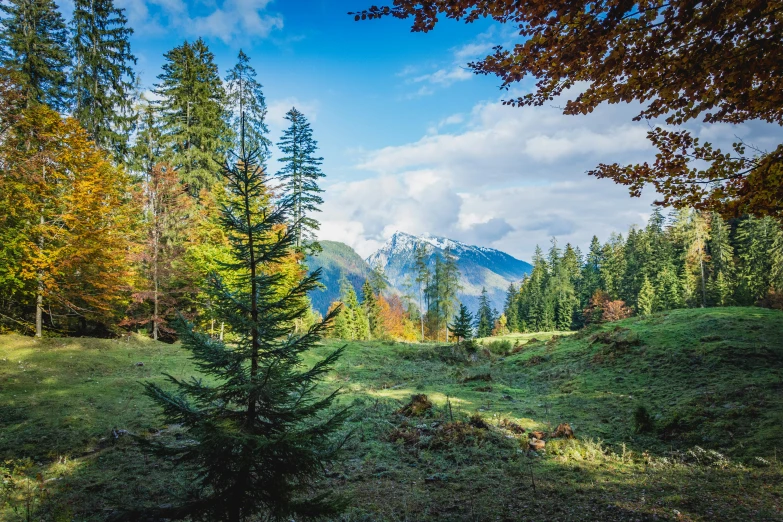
left=484, top=339, right=513, bottom=356
left=633, top=404, right=655, bottom=434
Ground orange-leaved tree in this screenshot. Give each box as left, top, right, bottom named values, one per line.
left=352, top=1, right=783, bottom=219
left=0, top=102, right=138, bottom=336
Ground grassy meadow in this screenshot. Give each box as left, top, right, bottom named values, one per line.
left=1, top=307, right=783, bottom=520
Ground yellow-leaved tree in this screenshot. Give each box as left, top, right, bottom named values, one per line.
left=0, top=102, right=138, bottom=336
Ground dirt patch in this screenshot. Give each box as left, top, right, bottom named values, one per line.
left=498, top=418, right=525, bottom=435
left=551, top=423, right=574, bottom=439
left=396, top=394, right=433, bottom=417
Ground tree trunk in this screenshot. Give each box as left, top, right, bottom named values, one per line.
left=36, top=205, right=44, bottom=338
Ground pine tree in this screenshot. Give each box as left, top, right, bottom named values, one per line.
left=637, top=275, right=655, bottom=316
left=224, top=50, right=270, bottom=157
left=706, top=212, right=735, bottom=305
left=71, top=0, right=136, bottom=163
left=503, top=283, right=519, bottom=332
left=154, top=38, right=231, bottom=194
left=142, top=124, right=348, bottom=521
left=129, top=97, right=163, bottom=178
left=580, top=236, right=603, bottom=308
left=362, top=279, right=382, bottom=339
left=735, top=216, right=776, bottom=304
left=0, top=0, right=70, bottom=109
left=438, top=246, right=462, bottom=342
left=449, top=303, right=473, bottom=342
left=413, top=241, right=431, bottom=341
left=474, top=287, right=494, bottom=338
left=276, top=108, right=325, bottom=253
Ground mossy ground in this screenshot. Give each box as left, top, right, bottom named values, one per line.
left=1, top=307, right=782, bottom=520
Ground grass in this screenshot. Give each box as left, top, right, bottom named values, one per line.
left=1, top=307, right=782, bottom=520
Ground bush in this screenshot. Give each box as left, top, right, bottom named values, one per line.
left=484, top=339, right=513, bottom=356
left=633, top=404, right=655, bottom=434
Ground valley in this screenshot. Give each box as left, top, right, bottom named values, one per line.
left=2, top=307, right=781, bottom=520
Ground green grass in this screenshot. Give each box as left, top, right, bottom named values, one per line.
left=1, top=307, right=783, bottom=520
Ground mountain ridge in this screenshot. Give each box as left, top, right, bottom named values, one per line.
left=366, top=231, right=532, bottom=313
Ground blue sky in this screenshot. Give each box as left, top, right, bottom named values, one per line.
left=62, top=0, right=783, bottom=260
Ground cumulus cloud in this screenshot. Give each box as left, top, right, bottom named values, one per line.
left=116, top=0, right=283, bottom=42
left=413, top=66, right=472, bottom=86
left=319, top=88, right=783, bottom=260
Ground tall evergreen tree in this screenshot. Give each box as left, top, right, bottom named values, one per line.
left=449, top=303, right=473, bottom=342
left=154, top=38, right=231, bottom=194
left=735, top=216, right=777, bottom=304
left=224, top=50, right=270, bottom=157
left=142, top=125, right=348, bottom=521
left=503, top=283, right=519, bottom=332
left=580, top=236, right=603, bottom=307
left=0, top=0, right=70, bottom=109
left=129, top=97, right=163, bottom=178
left=438, top=246, right=461, bottom=342
left=474, top=287, right=494, bottom=338
left=276, top=108, right=324, bottom=253
left=637, top=275, right=655, bottom=316
left=413, top=242, right=431, bottom=341
left=71, top=0, right=136, bottom=163
left=361, top=279, right=382, bottom=339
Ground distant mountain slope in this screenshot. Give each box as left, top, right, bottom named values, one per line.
left=306, top=240, right=372, bottom=315
left=366, top=232, right=532, bottom=313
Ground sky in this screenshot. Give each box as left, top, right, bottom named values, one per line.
left=61, top=0, right=783, bottom=261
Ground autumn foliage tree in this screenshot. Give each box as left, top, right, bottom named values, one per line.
left=126, top=162, right=193, bottom=340
left=0, top=101, right=137, bottom=335
left=353, top=1, right=783, bottom=219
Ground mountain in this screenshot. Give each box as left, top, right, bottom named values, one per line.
left=306, top=240, right=372, bottom=315
left=366, top=231, right=532, bottom=314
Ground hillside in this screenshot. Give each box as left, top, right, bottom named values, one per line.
left=367, top=231, right=532, bottom=312
left=1, top=307, right=782, bottom=520
left=305, top=240, right=373, bottom=314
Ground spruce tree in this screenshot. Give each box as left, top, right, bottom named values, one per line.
left=225, top=50, right=270, bottom=157
left=580, top=236, right=603, bottom=307
left=154, top=38, right=231, bottom=194
left=503, top=283, right=519, bottom=332
left=129, top=97, right=163, bottom=178
left=142, top=124, right=348, bottom=521
left=438, top=247, right=462, bottom=342
left=637, top=275, right=655, bottom=316
left=735, top=216, right=776, bottom=304
left=0, top=0, right=70, bottom=109
left=71, top=0, right=136, bottom=163
left=361, top=279, right=382, bottom=339
left=706, top=212, right=735, bottom=305
left=413, top=242, right=431, bottom=340
left=474, top=287, right=494, bottom=338
left=449, top=303, right=473, bottom=342
left=276, top=108, right=325, bottom=253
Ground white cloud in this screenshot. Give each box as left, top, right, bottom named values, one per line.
left=453, top=41, right=495, bottom=61
left=320, top=88, right=783, bottom=260
left=116, top=0, right=283, bottom=42
left=413, top=66, right=472, bottom=86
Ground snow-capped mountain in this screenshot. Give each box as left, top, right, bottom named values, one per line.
left=366, top=231, right=532, bottom=313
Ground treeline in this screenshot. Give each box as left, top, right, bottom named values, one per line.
left=0, top=0, right=325, bottom=338
left=499, top=209, right=783, bottom=334
left=324, top=244, right=465, bottom=342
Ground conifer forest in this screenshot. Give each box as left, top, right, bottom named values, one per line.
left=1, top=1, right=782, bottom=520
